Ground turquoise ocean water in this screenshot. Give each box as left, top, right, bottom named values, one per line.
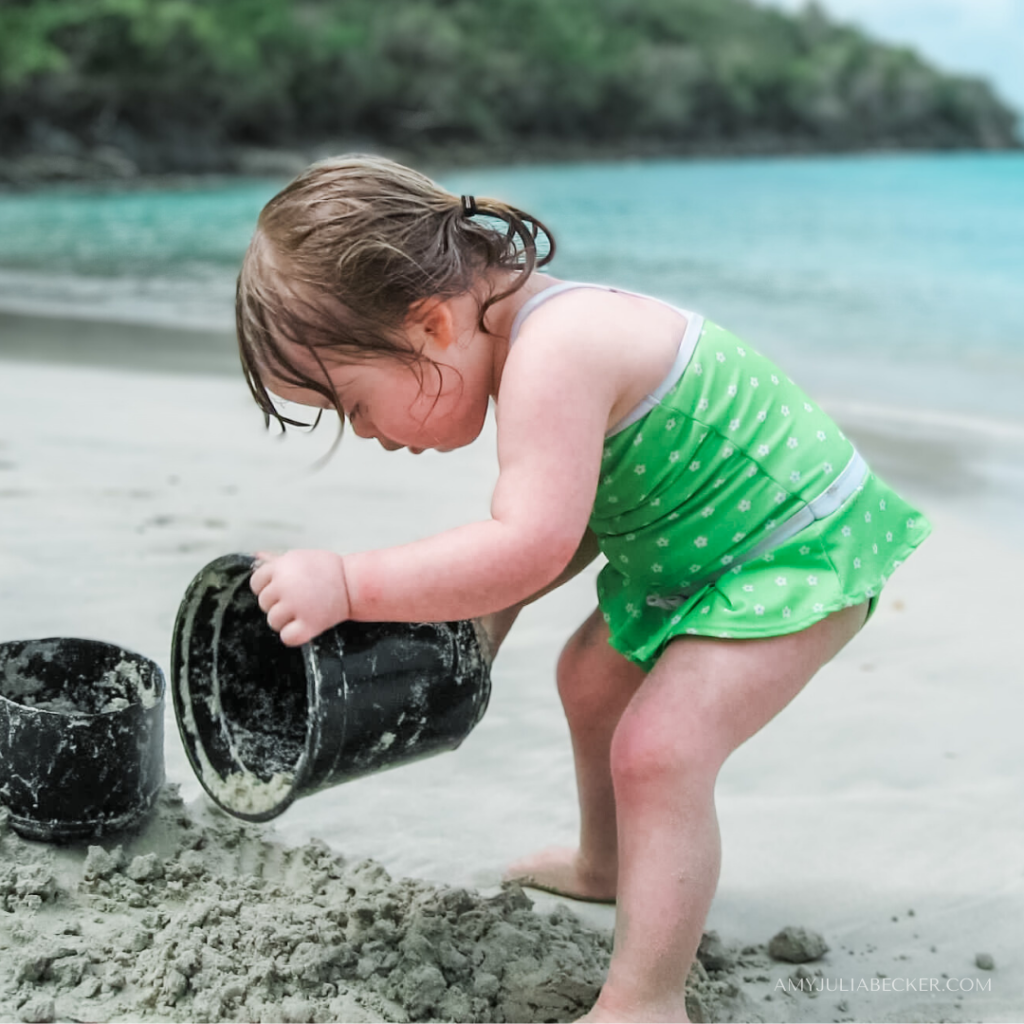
left=1, top=152, right=1022, bottom=421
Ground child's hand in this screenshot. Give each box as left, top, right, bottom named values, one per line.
left=250, top=549, right=351, bottom=647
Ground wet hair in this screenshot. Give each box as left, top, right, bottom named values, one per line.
left=235, top=153, right=555, bottom=432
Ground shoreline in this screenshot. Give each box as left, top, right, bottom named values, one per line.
left=2, top=139, right=1022, bottom=192
left=4, top=306, right=1024, bottom=468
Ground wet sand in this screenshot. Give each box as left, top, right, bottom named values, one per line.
left=1, top=320, right=1022, bottom=1022
left=0, top=311, right=238, bottom=376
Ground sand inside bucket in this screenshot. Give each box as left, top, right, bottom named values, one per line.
left=1, top=644, right=160, bottom=716
left=174, top=573, right=308, bottom=816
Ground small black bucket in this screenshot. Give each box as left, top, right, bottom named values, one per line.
left=0, top=638, right=165, bottom=842
left=170, top=553, right=492, bottom=821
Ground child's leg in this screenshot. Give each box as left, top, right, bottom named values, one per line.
left=587, top=600, right=869, bottom=1023
left=506, top=608, right=646, bottom=900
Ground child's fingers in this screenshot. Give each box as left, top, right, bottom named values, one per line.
left=266, top=603, right=293, bottom=634
left=250, top=562, right=273, bottom=595
left=250, top=551, right=277, bottom=584
left=279, top=620, right=309, bottom=647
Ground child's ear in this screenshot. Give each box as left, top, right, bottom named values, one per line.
left=406, top=297, right=455, bottom=350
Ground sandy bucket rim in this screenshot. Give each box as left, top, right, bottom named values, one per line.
left=0, top=637, right=166, bottom=842
left=0, top=636, right=165, bottom=717
left=171, top=554, right=313, bottom=822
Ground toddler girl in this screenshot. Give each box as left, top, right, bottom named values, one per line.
left=238, top=155, right=930, bottom=1022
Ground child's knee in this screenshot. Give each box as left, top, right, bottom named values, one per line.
left=609, top=701, right=721, bottom=795
left=557, top=649, right=610, bottom=725
left=557, top=613, right=608, bottom=687
left=556, top=614, right=640, bottom=722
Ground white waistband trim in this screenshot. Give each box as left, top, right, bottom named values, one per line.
left=645, top=449, right=869, bottom=610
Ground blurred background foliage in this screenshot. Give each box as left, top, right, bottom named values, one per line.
left=0, top=0, right=1019, bottom=180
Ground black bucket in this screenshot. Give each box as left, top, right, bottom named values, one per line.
left=170, top=553, right=492, bottom=821
left=0, top=638, right=166, bottom=842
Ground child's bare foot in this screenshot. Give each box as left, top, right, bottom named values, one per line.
left=575, top=1001, right=689, bottom=1023
left=504, top=846, right=617, bottom=903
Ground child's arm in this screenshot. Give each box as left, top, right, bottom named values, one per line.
left=252, top=304, right=625, bottom=646
left=475, top=528, right=601, bottom=657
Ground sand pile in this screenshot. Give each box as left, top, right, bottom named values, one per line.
left=0, top=786, right=760, bottom=1024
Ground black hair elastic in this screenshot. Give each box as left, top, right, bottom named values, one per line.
left=460, top=194, right=478, bottom=217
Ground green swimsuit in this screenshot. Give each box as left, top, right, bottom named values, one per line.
left=509, top=283, right=932, bottom=671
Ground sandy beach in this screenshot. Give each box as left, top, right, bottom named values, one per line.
left=1, top=313, right=1023, bottom=1023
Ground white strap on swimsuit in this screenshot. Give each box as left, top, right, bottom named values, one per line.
left=509, top=281, right=868, bottom=604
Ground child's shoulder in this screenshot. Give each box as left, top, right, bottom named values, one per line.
left=501, top=283, right=695, bottom=426
left=513, top=281, right=689, bottom=361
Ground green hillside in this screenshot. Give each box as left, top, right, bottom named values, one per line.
left=0, top=0, right=1019, bottom=181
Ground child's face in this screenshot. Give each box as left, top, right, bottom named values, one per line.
left=267, top=351, right=489, bottom=455
left=263, top=291, right=495, bottom=453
